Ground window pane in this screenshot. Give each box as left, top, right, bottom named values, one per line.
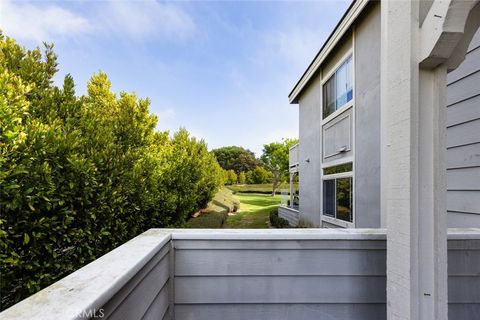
left=336, top=177, right=352, bottom=222
left=345, top=56, right=353, bottom=102
left=323, top=55, right=353, bottom=119
left=323, top=162, right=353, bottom=175
left=323, top=76, right=336, bottom=119
left=323, top=179, right=335, bottom=217
left=335, top=56, right=353, bottom=110
left=335, top=60, right=348, bottom=108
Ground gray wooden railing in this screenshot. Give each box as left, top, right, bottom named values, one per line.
left=1, top=229, right=479, bottom=320
left=289, top=143, right=299, bottom=170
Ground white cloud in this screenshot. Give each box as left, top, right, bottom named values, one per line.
left=0, top=0, right=91, bottom=42
left=0, top=0, right=195, bottom=43
left=102, top=0, right=195, bottom=39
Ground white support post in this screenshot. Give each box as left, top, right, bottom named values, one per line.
left=381, top=1, right=419, bottom=317
left=417, top=67, right=448, bottom=320
left=381, top=1, right=448, bottom=319
left=289, top=173, right=294, bottom=209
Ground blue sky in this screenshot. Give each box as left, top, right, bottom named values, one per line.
left=1, top=0, right=350, bottom=156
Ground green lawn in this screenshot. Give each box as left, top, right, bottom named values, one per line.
left=186, top=188, right=282, bottom=229
left=185, top=187, right=240, bottom=228
left=225, top=193, right=281, bottom=228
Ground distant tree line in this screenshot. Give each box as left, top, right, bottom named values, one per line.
left=0, top=34, right=223, bottom=309
left=212, top=139, right=298, bottom=195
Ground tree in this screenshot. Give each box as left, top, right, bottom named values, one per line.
left=223, top=169, right=237, bottom=185
left=211, top=146, right=259, bottom=173
left=0, top=33, right=223, bottom=309
left=238, top=172, right=246, bottom=184
left=260, top=138, right=298, bottom=195
left=245, top=166, right=272, bottom=184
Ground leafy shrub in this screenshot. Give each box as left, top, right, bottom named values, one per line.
left=269, top=209, right=290, bottom=228
left=0, top=34, right=223, bottom=309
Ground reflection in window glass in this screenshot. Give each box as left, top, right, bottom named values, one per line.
left=336, top=60, right=347, bottom=107
left=323, top=162, right=353, bottom=175
left=336, top=177, right=352, bottom=222
left=322, top=177, right=353, bottom=223
left=322, top=55, right=353, bottom=119
left=323, top=179, right=335, bottom=217
left=323, top=77, right=336, bottom=120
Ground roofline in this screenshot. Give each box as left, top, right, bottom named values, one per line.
left=288, top=0, right=370, bottom=104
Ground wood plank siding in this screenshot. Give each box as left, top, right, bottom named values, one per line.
left=446, top=28, right=480, bottom=227
left=173, top=234, right=387, bottom=320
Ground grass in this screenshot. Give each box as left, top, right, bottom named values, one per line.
left=185, top=187, right=240, bottom=228
left=186, top=186, right=283, bottom=229
left=225, top=193, right=281, bottom=228
left=227, top=183, right=298, bottom=194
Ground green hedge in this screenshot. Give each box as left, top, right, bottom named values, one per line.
left=0, top=34, right=223, bottom=309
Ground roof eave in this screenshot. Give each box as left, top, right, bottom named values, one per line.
left=288, top=0, right=370, bottom=104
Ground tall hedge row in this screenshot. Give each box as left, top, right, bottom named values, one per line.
left=0, top=34, right=223, bottom=309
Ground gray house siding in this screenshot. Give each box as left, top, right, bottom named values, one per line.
left=446, top=28, right=480, bottom=227
left=448, top=236, right=480, bottom=319
left=298, top=73, right=322, bottom=226
left=294, top=2, right=479, bottom=229
left=295, top=3, right=381, bottom=228
left=352, top=2, right=381, bottom=228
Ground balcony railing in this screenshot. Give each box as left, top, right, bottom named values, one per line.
left=1, top=228, right=479, bottom=320
left=289, top=143, right=299, bottom=171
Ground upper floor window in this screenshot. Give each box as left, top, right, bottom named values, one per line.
left=323, top=55, right=353, bottom=119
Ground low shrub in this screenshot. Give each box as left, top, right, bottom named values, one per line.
left=186, top=187, right=240, bottom=228
left=185, top=211, right=227, bottom=228
left=269, top=208, right=290, bottom=228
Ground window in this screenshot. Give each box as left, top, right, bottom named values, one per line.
left=322, top=162, right=353, bottom=223
left=322, top=55, right=353, bottom=119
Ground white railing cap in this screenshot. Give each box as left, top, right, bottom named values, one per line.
left=0, top=230, right=172, bottom=320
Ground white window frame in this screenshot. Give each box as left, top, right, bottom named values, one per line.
left=319, top=30, right=356, bottom=228
left=321, top=162, right=354, bottom=228
left=321, top=50, right=354, bottom=125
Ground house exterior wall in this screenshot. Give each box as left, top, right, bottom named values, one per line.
left=295, top=2, right=380, bottom=228
left=351, top=2, right=381, bottom=228
left=294, top=2, right=479, bottom=229
left=298, top=73, right=322, bottom=226
left=445, top=28, right=480, bottom=227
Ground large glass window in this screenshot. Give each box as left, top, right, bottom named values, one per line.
left=322, top=55, right=353, bottom=119
left=322, top=163, right=353, bottom=223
